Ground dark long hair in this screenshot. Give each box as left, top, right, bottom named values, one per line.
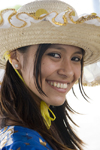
left=0, top=44, right=85, bottom=150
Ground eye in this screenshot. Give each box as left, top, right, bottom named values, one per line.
left=71, top=57, right=81, bottom=62
left=47, top=53, right=61, bottom=58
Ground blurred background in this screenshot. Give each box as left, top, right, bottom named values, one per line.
left=0, top=0, right=100, bottom=149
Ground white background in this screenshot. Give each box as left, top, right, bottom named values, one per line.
left=0, top=0, right=100, bottom=149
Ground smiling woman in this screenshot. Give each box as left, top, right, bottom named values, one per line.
left=0, top=0, right=100, bottom=150
left=13, top=44, right=83, bottom=106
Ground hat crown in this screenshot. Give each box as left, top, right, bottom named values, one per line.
left=18, top=0, right=77, bottom=14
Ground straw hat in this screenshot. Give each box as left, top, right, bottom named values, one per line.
left=0, top=0, right=100, bottom=69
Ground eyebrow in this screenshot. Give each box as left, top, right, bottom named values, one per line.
left=49, top=45, right=83, bottom=55
left=73, top=51, right=83, bottom=55
left=49, top=45, right=65, bottom=51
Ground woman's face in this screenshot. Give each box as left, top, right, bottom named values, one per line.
left=16, top=44, right=83, bottom=106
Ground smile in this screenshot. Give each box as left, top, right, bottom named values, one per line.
left=47, top=81, right=68, bottom=89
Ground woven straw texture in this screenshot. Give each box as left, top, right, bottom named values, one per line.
left=18, top=0, right=76, bottom=14
left=0, top=0, right=100, bottom=69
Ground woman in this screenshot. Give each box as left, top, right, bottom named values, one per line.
left=0, top=0, right=100, bottom=150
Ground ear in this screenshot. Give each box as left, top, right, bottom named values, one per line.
left=10, top=50, right=21, bottom=70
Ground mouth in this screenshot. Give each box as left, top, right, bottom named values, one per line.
left=46, top=80, right=68, bottom=93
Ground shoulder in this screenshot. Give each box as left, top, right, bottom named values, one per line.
left=0, top=126, right=53, bottom=150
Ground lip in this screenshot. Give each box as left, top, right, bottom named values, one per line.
left=46, top=80, right=69, bottom=84
left=46, top=80, right=69, bottom=93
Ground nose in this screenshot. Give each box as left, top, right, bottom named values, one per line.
left=57, top=59, right=74, bottom=79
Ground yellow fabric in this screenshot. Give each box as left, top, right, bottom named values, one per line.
left=40, top=101, right=56, bottom=129
left=3, top=51, right=11, bottom=62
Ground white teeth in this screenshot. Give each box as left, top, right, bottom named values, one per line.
left=48, top=81, right=68, bottom=89
left=64, top=83, right=67, bottom=88
left=61, top=83, right=63, bottom=88
left=54, top=82, right=57, bottom=87
left=51, top=82, right=53, bottom=86
left=57, top=83, right=60, bottom=88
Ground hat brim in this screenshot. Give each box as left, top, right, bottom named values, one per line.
left=0, top=21, right=100, bottom=69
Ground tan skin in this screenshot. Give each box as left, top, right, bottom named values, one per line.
left=10, top=44, right=82, bottom=106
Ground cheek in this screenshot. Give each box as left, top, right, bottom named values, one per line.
left=22, top=60, right=34, bottom=85
left=41, top=59, right=58, bottom=78
left=74, top=65, right=81, bottom=79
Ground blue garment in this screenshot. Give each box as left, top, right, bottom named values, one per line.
left=0, top=126, right=53, bottom=150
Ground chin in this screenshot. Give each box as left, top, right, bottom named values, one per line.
left=50, top=99, right=65, bottom=106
